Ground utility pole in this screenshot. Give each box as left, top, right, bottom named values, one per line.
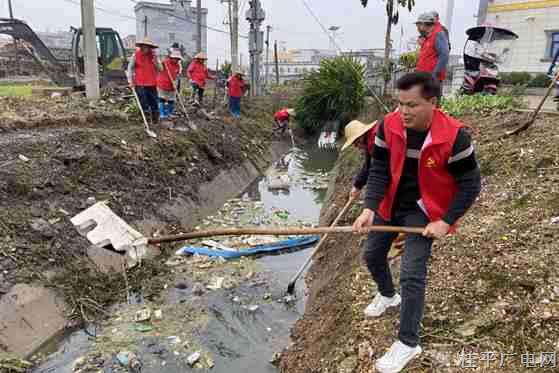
left=246, top=0, right=265, bottom=96
left=144, top=16, right=149, bottom=38
left=8, top=0, right=14, bottom=18
left=265, top=25, right=271, bottom=86
left=197, top=0, right=203, bottom=52
left=445, top=0, right=455, bottom=35
left=81, top=0, right=100, bottom=99
left=231, top=0, right=239, bottom=72
left=274, top=40, right=279, bottom=85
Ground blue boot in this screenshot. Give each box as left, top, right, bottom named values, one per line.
left=159, top=99, right=168, bottom=120
left=168, top=100, right=176, bottom=117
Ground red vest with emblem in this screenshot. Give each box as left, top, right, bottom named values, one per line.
left=377, top=110, right=462, bottom=227
left=157, top=58, right=181, bottom=91
left=366, top=122, right=379, bottom=155
left=134, top=49, right=158, bottom=87
left=416, top=28, right=446, bottom=81
left=187, top=60, right=209, bottom=88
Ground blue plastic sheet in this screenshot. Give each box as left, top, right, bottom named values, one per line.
left=176, top=236, right=320, bottom=259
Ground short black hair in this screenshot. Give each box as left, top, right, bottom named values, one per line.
left=396, top=72, right=441, bottom=100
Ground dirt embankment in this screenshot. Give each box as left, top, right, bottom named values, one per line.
left=280, top=111, right=559, bottom=372
left=0, top=92, right=289, bottom=359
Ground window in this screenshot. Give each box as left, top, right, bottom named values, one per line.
left=169, top=33, right=176, bottom=43
left=551, top=32, right=559, bottom=58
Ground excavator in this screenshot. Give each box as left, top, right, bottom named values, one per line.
left=0, top=18, right=128, bottom=89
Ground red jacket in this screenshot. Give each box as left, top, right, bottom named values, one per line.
left=157, top=58, right=181, bottom=91
left=377, top=110, right=463, bottom=228
left=416, top=28, right=447, bottom=81
left=366, top=122, right=379, bottom=155
left=187, top=60, right=209, bottom=88
left=134, top=49, right=158, bottom=87
left=274, top=109, right=290, bottom=122
left=228, top=75, right=245, bottom=98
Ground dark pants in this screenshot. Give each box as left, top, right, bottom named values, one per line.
left=229, top=96, right=241, bottom=118
left=191, top=82, right=204, bottom=103
left=136, top=86, right=158, bottom=114
left=364, top=208, right=433, bottom=347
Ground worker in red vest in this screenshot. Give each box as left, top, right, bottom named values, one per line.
left=157, top=49, right=183, bottom=121
left=415, top=13, right=449, bottom=92
left=341, top=119, right=378, bottom=199
left=273, top=108, right=294, bottom=135
left=187, top=52, right=215, bottom=105
left=353, top=72, right=481, bottom=373
left=430, top=11, right=451, bottom=51
left=127, top=38, right=162, bottom=124
left=227, top=70, right=246, bottom=119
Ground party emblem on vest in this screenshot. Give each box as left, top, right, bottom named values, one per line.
left=426, top=157, right=437, bottom=168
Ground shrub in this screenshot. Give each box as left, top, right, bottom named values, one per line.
left=295, top=56, right=366, bottom=132
left=527, top=73, right=551, bottom=88
left=441, top=94, right=522, bottom=117
left=499, top=72, right=531, bottom=86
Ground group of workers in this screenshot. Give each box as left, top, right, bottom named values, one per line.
left=127, top=37, right=249, bottom=124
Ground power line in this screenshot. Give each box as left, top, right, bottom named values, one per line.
left=59, top=0, right=136, bottom=22
left=130, top=0, right=247, bottom=38
left=299, top=0, right=341, bottom=52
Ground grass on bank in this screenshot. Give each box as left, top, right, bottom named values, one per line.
left=0, top=84, right=33, bottom=97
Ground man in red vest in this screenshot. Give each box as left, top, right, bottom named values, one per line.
left=353, top=72, right=481, bottom=373
left=127, top=38, right=162, bottom=124
left=415, top=13, right=449, bottom=86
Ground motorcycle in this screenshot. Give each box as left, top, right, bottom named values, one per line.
left=460, top=25, right=518, bottom=95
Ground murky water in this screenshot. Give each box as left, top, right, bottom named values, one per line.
left=32, top=140, right=337, bottom=373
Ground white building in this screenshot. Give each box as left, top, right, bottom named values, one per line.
left=262, top=49, right=335, bottom=84
left=134, top=0, right=207, bottom=57
left=478, top=0, right=559, bottom=73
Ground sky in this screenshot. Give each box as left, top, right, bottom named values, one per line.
left=1, top=0, right=481, bottom=63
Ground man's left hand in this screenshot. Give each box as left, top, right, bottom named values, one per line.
left=423, top=220, right=450, bottom=240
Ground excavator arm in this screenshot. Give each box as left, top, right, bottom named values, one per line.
left=0, top=18, right=77, bottom=87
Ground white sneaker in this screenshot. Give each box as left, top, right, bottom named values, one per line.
left=375, top=340, right=422, bottom=373
left=364, top=293, right=401, bottom=317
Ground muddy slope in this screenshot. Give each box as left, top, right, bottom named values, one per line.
left=0, top=94, right=288, bottom=353
left=280, top=111, right=559, bottom=372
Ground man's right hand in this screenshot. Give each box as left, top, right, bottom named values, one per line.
left=352, top=208, right=375, bottom=233
left=350, top=186, right=361, bottom=200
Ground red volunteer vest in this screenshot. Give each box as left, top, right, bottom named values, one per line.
left=228, top=75, right=245, bottom=98
left=134, top=49, right=158, bottom=87
left=157, top=58, right=181, bottom=91
left=274, top=109, right=289, bottom=121
left=366, top=123, right=379, bottom=155
left=377, top=110, right=462, bottom=228
left=187, top=61, right=209, bottom=88
left=416, top=29, right=447, bottom=81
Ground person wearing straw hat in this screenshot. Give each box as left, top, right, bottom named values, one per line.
left=127, top=38, right=162, bottom=124
left=157, top=49, right=183, bottom=121
left=187, top=52, right=215, bottom=105
left=342, top=120, right=378, bottom=200
left=273, top=108, right=295, bottom=135
left=227, top=70, right=246, bottom=119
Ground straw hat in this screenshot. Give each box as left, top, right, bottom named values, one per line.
left=286, top=108, right=296, bottom=116
left=136, top=38, right=158, bottom=49
left=341, top=120, right=376, bottom=151
left=194, top=52, right=207, bottom=60
left=170, top=49, right=183, bottom=60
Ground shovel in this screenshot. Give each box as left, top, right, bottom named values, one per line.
left=165, top=63, right=194, bottom=128
left=507, top=71, right=559, bottom=136
left=131, top=86, right=157, bottom=138
left=72, top=202, right=424, bottom=263
left=286, top=197, right=354, bottom=294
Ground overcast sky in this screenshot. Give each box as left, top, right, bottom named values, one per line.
left=3, top=0, right=481, bottom=62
